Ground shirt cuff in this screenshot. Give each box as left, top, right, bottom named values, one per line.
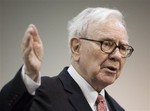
left=21, top=65, right=41, bottom=95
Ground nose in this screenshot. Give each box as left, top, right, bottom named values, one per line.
left=109, top=48, right=122, bottom=61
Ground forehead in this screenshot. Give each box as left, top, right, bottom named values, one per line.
left=87, top=19, right=129, bottom=44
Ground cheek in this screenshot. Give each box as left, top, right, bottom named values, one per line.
left=118, top=59, right=126, bottom=75
left=122, top=59, right=126, bottom=67
left=81, top=52, right=108, bottom=80
left=79, top=43, right=109, bottom=77
left=81, top=47, right=106, bottom=69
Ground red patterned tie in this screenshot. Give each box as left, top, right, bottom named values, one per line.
left=96, top=94, right=107, bottom=111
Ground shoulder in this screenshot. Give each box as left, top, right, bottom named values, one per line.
left=40, top=67, right=69, bottom=88
left=40, top=76, right=60, bottom=88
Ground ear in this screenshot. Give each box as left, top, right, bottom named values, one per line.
left=70, top=38, right=80, bottom=61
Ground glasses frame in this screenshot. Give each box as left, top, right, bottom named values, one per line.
left=79, top=37, right=134, bottom=58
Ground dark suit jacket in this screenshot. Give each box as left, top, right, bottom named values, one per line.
left=0, top=67, right=125, bottom=111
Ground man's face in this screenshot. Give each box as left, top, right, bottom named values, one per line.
left=77, top=20, right=128, bottom=91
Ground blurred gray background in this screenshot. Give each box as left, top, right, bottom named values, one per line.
left=0, top=0, right=149, bottom=111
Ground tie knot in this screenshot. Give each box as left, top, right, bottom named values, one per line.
left=96, top=94, right=108, bottom=111
left=96, top=95, right=105, bottom=104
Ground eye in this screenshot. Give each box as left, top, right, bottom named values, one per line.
left=120, top=45, right=127, bottom=51
left=102, top=41, right=114, bottom=47
left=119, top=45, right=129, bottom=55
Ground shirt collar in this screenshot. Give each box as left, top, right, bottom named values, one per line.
left=67, top=65, right=105, bottom=110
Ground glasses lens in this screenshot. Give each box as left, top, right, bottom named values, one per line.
left=101, top=41, right=115, bottom=53
left=101, top=41, right=133, bottom=58
left=119, top=45, right=133, bottom=57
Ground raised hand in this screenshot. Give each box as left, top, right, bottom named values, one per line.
left=21, top=24, right=43, bottom=81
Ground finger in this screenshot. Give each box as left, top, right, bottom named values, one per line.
left=22, top=24, right=35, bottom=50
left=29, top=24, right=42, bottom=43
left=23, top=34, right=33, bottom=57
left=33, top=42, right=43, bottom=62
left=29, top=24, right=43, bottom=61
left=23, top=44, right=32, bottom=62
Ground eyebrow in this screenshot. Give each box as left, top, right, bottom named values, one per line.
left=99, top=37, right=129, bottom=45
left=99, top=38, right=113, bottom=41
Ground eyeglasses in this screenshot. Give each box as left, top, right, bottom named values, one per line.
left=80, top=38, right=134, bottom=58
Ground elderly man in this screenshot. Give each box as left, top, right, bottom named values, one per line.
left=0, top=7, right=134, bottom=111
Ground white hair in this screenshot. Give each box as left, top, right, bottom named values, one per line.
left=68, top=7, right=126, bottom=41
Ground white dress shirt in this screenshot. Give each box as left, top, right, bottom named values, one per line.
left=21, top=65, right=109, bottom=111
left=67, top=65, right=109, bottom=111
left=21, top=65, right=41, bottom=95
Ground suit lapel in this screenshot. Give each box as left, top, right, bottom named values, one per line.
left=58, top=67, right=92, bottom=111
left=69, top=94, right=93, bottom=111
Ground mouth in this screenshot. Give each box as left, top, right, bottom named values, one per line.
left=103, top=66, right=118, bottom=74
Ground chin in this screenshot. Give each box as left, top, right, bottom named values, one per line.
left=103, top=77, right=117, bottom=86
